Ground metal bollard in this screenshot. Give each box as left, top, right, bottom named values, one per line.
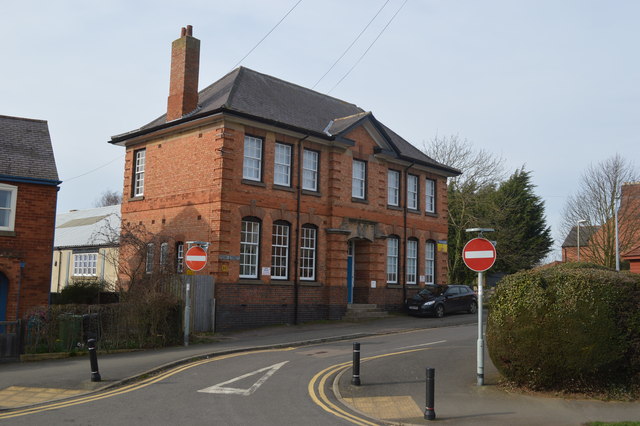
left=351, top=342, right=361, bottom=386
left=88, top=338, right=101, bottom=382
left=424, top=367, right=435, bottom=420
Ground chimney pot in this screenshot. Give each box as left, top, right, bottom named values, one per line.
left=186, top=25, right=193, bottom=36
left=181, top=27, right=186, bottom=37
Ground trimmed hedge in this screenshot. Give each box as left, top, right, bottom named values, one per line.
left=487, top=263, right=640, bottom=393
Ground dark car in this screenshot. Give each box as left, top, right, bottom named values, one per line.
left=406, top=284, right=477, bottom=318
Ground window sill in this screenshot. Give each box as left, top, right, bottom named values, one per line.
left=300, top=280, right=322, bottom=286
left=386, top=205, right=402, bottom=211
left=424, top=212, right=438, bottom=218
left=128, top=196, right=144, bottom=202
left=0, top=230, right=16, bottom=237
left=386, top=284, right=403, bottom=289
left=238, top=278, right=267, bottom=285
left=351, top=197, right=368, bottom=204
left=273, top=184, right=294, bottom=193
left=407, top=209, right=421, bottom=214
left=301, top=189, right=321, bottom=197
left=242, top=179, right=266, bottom=188
left=271, top=280, right=294, bottom=285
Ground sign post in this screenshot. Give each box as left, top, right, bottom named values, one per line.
left=463, top=230, right=496, bottom=386
left=183, top=242, right=209, bottom=347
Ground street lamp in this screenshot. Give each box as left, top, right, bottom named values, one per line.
left=576, top=219, right=586, bottom=261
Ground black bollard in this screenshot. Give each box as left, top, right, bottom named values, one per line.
left=424, top=367, right=435, bottom=420
left=88, top=338, right=101, bottom=382
left=351, top=342, right=361, bottom=386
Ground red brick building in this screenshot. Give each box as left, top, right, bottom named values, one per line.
left=0, top=115, right=60, bottom=321
left=110, top=27, right=460, bottom=330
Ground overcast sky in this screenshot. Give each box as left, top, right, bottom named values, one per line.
left=1, top=0, right=638, bottom=260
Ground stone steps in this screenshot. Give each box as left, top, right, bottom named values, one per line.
left=342, top=304, right=389, bottom=321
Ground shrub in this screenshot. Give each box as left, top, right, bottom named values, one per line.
left=487, top=263, right=640, bottom=393
left=56, top=280, right=109, bottom=304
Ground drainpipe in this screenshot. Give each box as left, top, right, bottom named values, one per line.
left=403, top=163, right=415, bottom=303
left=294, top=135, right=310, bottom=325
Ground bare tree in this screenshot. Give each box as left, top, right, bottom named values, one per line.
left=562, top=154, right=640, bottom=268
left=424, top=134, right=506, bottom=189
left=94, top=190, right=122, bottom=207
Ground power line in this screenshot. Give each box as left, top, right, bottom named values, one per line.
left=311, top=0, right=391, bottom=90
left=63, top=154, right=124, bottom=183
left=327, top=0, right=409, bottom=95
left=230, top=0, right=304, bottom=70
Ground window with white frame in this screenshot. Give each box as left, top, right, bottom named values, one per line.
left=133, top=149, right=146, bottom=197
left=302, top=149, right=318, bottom=191
left=386, top=236, right=399, bottom=283
left=145, top=243, right=154, bottom=274
left=388, top=170, right=400, bottom=206
left=271, top=221, right=290, bottom=280
left=300, top=224, right=317, bottom=281
left=425, top=240, right=435, bottom=284
left=274, top=143, right=292, bottom=186
left=0, top=184, right=17, bottom=232
left=160, top=242, right=168, bottom=270
left=352, top=160, right=366, bottom=199
left=406, top=238, right=418, bottom=284
left=407, top=174, right=418, bottom=210
left=426, top=179, right=436, bottom=213
left=73, top=252, right=98, bottom=276
left=243, top=135, right=263, bottom=181
left=240, top=218, right=260, bottom=278
left=176, top=242, right=184, bottom=273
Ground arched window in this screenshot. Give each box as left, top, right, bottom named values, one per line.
left=271, top=221, right=290, bottom=280
left=406, top=238, right=418, bottom=285
left=300, top=224, right=317, bottom=281
left=386, top=236, right=399, bottom=283
left=425, top=240, right=436, bottom=284
left=240, top=217, right=261, bottom=278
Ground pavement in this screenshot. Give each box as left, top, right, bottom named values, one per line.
left=1, top=313, right=639, bottom=425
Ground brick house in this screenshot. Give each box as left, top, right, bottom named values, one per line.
left=110, top=27, right=460, bottom=330
left=0, top=115, right=60, bottom=321
left=561, top=225, right=599, bottom=262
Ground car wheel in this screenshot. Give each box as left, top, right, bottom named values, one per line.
left=435, top=304, right=445, bottom=318
left=468, top=301, right=478, bottom=314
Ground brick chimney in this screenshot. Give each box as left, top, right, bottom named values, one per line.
left=167, top=25, right=200, bottom=121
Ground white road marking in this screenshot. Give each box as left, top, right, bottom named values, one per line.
left=396, top=340, right=446, bottom=350
left=198, top=361, right=289, bottom=396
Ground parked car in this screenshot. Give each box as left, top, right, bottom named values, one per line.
left=406, top=284, right=478, bottom=318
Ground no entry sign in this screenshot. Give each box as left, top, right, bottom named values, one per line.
left=462, top=238, right=496, bottom=272
left=185, top=245, right=207, bottom=272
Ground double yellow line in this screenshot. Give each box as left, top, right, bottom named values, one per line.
left=0, top=348, right=292, bottom=420
left=308, top=347, right=432, bottom=426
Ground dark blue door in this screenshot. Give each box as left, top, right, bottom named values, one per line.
left=0, top=272, right=8, bottom=322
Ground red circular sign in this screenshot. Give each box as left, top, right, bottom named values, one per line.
left=462, top=238, right=496, bottom=272
left=185, top=246, right=208, bottom=271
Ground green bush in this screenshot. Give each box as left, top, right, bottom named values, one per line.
left=487, top=263, right=640, bottom=393
left=57, top=280, right=109, bottom=304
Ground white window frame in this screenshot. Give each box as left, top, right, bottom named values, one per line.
left=240, top=218, right=260, bottom=278
left=133, top=149, right=146, bottom=197
left=300, top=225, right=317, bottom=281
left=407, top=174, right=418, bottom=210
left=302, top=149, right=318, bottom=191
left=386, top=237, right=399, bottom=283
left=271, top=221, right=290, bottom=280
left=387, top=170, right=400, bottom=206
left=425, top=240, right=435, bottom=284
left=73, top=252, right=98, bottom=276
left=426, top=178, right=436, bottom=213
left=243, top=135, right=263, bottom=181
left=0, top=184, right=18, bottom=232
left=406, top=239, right=418, bottom=285
left=145, top=243, right=154, bottom=274
left=176, top=242, right=184, bottom=273
left=352, top=160, right=366, bottom=199
left=274, top=143, right=292, bottom=187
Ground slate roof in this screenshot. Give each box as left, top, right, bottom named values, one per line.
left=111, top=67, right=459, bottom=175
left=0, top=115, right=59, bottom=182
left=561, top=225, right=599, bottom=248
left=54, top=205, right=120, bottom=248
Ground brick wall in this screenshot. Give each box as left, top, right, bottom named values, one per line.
left=0, top=181, right=57, bottom=320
